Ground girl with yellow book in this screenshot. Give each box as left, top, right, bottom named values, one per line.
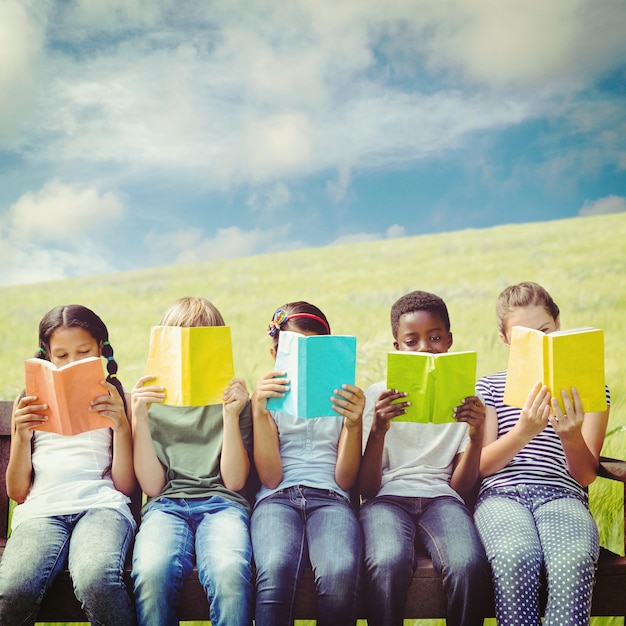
left=475, top=282, right=611, bottom=625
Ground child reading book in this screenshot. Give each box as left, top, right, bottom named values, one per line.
left=358, top=290, right=490, bottom=626
left=0, top=305, right=136, bottom=626
left=251, top=301, right=364, bottom=626
left=474, top=282, right=611, bottom=625
left=130, top=297, right=253, bottom=626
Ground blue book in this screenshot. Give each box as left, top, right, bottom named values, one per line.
left=267, top=331, right=357, bottom=418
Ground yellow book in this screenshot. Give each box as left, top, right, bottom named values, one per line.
left=387, top=351, right=477, bottom=424
left=504, top=326, right=606, bottom=413
left=24, top=356, right=113, bottom=435
left=145, top=326, right=235, bottom=406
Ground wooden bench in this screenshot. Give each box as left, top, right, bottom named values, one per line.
left=2, top=399, right=626, bottom=622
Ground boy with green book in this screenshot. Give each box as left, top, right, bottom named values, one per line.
left=358, top=290, right=491, bottom=626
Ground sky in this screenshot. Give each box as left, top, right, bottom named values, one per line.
left=1, top=0, right=625, bottom=286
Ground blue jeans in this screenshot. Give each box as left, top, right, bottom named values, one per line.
left=251, top=485, right=363, bottom=626
left=131, top=496, right=253, bottom=626
left=359, top=495, right=490, bottom=626
left=0, top=508, right=136, bottom=626
left=474, top=485, right=599, bottom=626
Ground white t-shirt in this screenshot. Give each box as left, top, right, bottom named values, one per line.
left=11, top=428, right=135, bottom=530
left=362, top=381, right=470, bottom=502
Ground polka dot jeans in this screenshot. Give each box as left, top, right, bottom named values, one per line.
left=474, top=485, right=599, bottom=626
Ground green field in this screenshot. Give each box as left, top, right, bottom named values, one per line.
left=1, top=212, right=625, bottom=626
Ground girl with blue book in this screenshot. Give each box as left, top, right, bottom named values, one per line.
left=251, top=301, right=364, bottom=626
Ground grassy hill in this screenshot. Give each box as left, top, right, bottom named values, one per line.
left=1, top=212, right=625, bottom=625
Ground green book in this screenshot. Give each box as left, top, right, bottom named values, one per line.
left=386, top=351, right=477, bottom=423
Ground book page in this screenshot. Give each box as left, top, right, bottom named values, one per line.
left=268, top=332, right=357, bottom=418
left=503, top=327, right=546, bottom=409
left=388, top=351, right=476, bottom=423
left=145, top=326, right=234, bottom=407
left=25, top=357, right=112, bottom=436
left=549, top=328, right=606, bottom=413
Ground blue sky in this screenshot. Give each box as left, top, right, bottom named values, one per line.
left=1, top=0, right=625, bottom=286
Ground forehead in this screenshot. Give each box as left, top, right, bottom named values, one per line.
left=503, top=305, right=556, bottom=331
left=49, top=326, right=97, bottom=347
left=397, top=310, right=448, bottom=334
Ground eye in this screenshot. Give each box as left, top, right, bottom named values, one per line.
left=430, top=336, right=442, bottom=342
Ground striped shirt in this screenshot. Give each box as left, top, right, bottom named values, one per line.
left=477, top=371, right=611, bottom=499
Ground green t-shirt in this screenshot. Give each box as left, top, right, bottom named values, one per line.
left=147, top=402, right=253, bottom=513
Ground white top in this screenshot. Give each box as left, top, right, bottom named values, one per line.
left=11, top=428, right=135, bottom=530
left=362, top=381, right=469, bottom=502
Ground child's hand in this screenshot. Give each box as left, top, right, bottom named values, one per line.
left=90, top=381, right=128, bottom=430
left=13, top=395, right=48, bottom=440
left=550, top=387, right=584, bottom=440
left=515, top=381, right=551, bottom=439
left=453, top=396, right=485, bottom=443
left=371, top=388, right=409, bottom=435
left=331, top=384, right=365, bottom=429
left=131, top=376, right=165, bottom=422
left=252, top=370, right=290, bottom=413
left=223, top=378, right=249, bottom=417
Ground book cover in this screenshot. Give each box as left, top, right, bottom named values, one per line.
left=24, top=356, right=112, bottom=436
left=386, top=351, right=477, bottom=424
left=503, top=326, right=606, bottom=413
left=145, top=325, right=235, bottom=406
left=267, top=331, right=357, bottom=418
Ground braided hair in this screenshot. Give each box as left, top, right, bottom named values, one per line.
left=37, top=305, right=127, bottom=414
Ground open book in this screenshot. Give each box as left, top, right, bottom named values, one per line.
left=504, top=326, right=606, bottom=413
left=267, top=331, right=357, bottom=418
left=386, top=351, right=477, bottom=424
left=24, top=356, right=112, bottom=435
left=144, top=325, right=235, bottom=406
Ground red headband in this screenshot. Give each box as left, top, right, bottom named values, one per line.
left=267, top=309, right=330, bottom=337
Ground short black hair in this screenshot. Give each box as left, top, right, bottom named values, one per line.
left=390, top=291, right=450, bottom=339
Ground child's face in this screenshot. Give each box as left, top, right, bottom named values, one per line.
left=500, top=304, right=559, bottom=346
left=48, top=327, right=101, bottom=367
left=394, top=311, right=453, bottom=354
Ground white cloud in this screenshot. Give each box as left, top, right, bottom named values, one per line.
left=247, top=183, right=291, bottom=216
left=386, top=224, right=406, bottom=239
left=143, top=225, right=307, bottom=266
left=9, top=180, right=124, bottom=243
left=0, top=0, right=44, bottom=143
left=579, top=195, right=626, bottom=216
left=0, top=179, right=125, bottom=285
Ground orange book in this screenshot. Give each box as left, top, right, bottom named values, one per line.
left=24, top=357, right=113, bottom=435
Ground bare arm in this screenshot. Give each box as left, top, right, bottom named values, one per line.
left=449, top=396, right=485, bottom=500
left=333, top=385, right=365, bottom=492
left=358, top=389, right=408, bottom=500
left=252, top=370, right=286, bottom=489
left=90, top=381, right=136, bottom=496
left=480, top=382, right=552, bottom=477
left=551, top=387, right=609, bottom=487
left=220, top=378, right=251, bottom=491
left=6, top=395, right=48, bottom=503
left=131, top=376, right=167, bottom=497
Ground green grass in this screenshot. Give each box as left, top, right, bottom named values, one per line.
left=3, top=212, right=625, bottom=626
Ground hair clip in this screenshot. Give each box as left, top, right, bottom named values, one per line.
left=267, top=309, right=289, bottom=337
left=103, top=340, right=111, bottom=346
left=37, top=347, right=45, bottom=355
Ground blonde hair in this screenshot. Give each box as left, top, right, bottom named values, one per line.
left=496, top=282, right=560, bottom=335
left=159, top=297, right=225, bottom=327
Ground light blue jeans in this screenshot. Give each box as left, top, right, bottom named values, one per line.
left=251, top=485, right=363, bottom=626
left=0, top=508, right=136, bottom=626
left=359, top=494, right=490, bottom=626
left=474, top=485, right=599, bottom=626
left=131, top=496, right=253, bottom=626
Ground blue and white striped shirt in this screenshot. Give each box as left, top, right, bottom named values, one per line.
left=477, top=370, right=611, bottom=499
